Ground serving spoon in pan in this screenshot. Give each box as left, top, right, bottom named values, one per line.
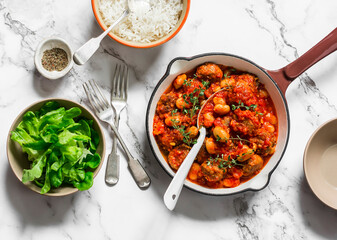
left=163, top=90, right=226, bottom=210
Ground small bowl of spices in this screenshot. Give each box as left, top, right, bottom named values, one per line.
left=35, top=37, right=73, bottom=80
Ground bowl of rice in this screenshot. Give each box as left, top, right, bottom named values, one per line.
left=92, top=0, right=190, bottom=48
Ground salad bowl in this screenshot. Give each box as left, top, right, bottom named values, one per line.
left=7, top=98, right=106, bottom=197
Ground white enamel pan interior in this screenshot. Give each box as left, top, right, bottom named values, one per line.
left=146, top=53, right=289, bottom=195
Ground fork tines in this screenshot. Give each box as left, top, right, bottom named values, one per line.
left=112, top=64, right=128, bottom=100
left=83, top=80, right=110, bottom=113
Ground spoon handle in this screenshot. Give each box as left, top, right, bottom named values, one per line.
left=98, top=9, right=129, bottom=42
left=73, top=9, right=129, bottom=65
left=163, top=127, right=206, bottom=211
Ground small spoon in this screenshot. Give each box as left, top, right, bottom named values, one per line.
left=163, top=90, right=224, bottom=210
left=73, top=0, right=150, bottom=65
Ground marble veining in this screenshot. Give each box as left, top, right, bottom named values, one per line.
left=1, top=0, right=337, bottom=239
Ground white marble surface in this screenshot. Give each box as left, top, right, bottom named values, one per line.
left=1, top=0, right=337, bottom=239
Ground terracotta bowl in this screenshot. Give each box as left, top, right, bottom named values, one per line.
left=91, top=0, right=190, bottom=48
left=304, top=118, right=337, bottom=210
left=6, top=98, right=106, bottom=197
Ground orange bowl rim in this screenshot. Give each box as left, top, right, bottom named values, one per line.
left=91, top=0, right=191, bottom=48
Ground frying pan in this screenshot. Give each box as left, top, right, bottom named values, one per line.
left=146, top=27, right=337, bottom=196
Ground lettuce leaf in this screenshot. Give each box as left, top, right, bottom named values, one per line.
left=73, top=172, right=94, bottom=191
left=41, top=162, right=51, bottom=194
left=22, top=148, right=52, bottom=183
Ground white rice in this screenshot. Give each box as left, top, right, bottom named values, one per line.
left=98, top=0, right=183, bottom=43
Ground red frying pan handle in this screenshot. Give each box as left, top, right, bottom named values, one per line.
left=267, top=27, right=337, bottom=95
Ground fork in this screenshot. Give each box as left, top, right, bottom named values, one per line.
left=83, top=80, right=151, bottom=189
left=105, top=64, right=128, bottom=185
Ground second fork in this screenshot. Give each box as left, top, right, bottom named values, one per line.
left=83, top=80, right=151, bottom=189
left=105, top=64, right=128, bottom=185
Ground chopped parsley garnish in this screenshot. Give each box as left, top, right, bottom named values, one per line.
left=201, top=80, right=210, bottom=89
left=182, top=85, right=206, bottom=119
left=206, top=154, right=243, bottom=171
left=228, top=135, right=251, bottom=144
left=171, top=109, right=178, bottom=116
left=183, top=79, right=192, bottom=87
left=215, top=134, right=250, bottom=144
left=180, top=78, right=210, bottom=119
left=231, top=101, right=263, bottom=115
left=170, top=118, right=197, bottom=146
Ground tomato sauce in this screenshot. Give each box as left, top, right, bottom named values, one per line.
left=153, top=63, right=278, bottom=189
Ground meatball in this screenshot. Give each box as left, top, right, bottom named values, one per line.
left=230, top=118, right=255, bottom=135
left=226, top=74, right=258, bottom=105
left=242, top=154, right=263, bottom=177
left=196, top=63, right=223, bottom=81
left=230, top=109, right=260, bottom=136
left=156, top=92, right=178, bottom=117
left=201, top=161, right=224, bottom=182
left=168, top=144, right=191, bottom=170
left=156, top=128, right=183, bottom=152
left=234, top=74, right=257, bottom=95
left=250, top=128, right=277, bottom=156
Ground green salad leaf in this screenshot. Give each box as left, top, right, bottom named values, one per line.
left=11, top=101, right=101, bottom=194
